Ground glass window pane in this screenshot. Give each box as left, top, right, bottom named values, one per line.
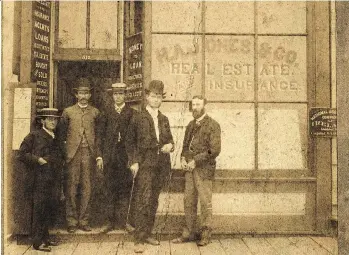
left=205, top=36, right=254, bottom=101
left=90, top=2, right=118, bottom=49
left=128, top=1, right=143, bottom=36
left=258, top=1, right=306, bottom=34
left=205, top=2, right=254, bottom=34
left=151, top=35, right=202, bottom=101
left=206, top=103, right=255, bottom=170
left=258, top=104, right=308, bottom=170
left=152, top=2, right=202, bottom=33
left=161, top=102, right=193, bottom=169
left=258, top=36, right=307, bottom=102
left=58, top=1, right=87, bottom=48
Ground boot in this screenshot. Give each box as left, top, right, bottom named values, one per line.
left=197, top=227, right=211, bottom=246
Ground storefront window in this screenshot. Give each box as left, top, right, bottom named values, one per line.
left=151, top=1, right=309, bottom=172
left=206, top=103, right=255, bottom=170
left=152, top=2, right=202, bottom=33
left=90, top=2, right=118, bottom=49
left=258, top=36, right=307, bottom=102
left=58, top=1, right=87, bottom=48
left=151, top=34, right=202, bottom=101
left=258, top=104, right=308, bottom=169
left=127, top=1, right=143, bottom=36
left=58, top=1, right=119, bottom=49
left=205, top=36, right=254, bottom=101
left=205, top=2, right=254, bottom=34
left=257, top=2, right=306, bottom=34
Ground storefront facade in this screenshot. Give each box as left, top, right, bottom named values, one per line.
left=3, top=1, right=338, bottom=236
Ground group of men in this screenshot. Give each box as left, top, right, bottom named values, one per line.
left=18, top=78, right=221, bottom=253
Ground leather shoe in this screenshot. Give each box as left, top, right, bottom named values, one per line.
left=125, top=223, right=135, bottom=233
left=101, top=224, right=114, bottom=233
left=79, top=225, right=92, bottom=232
left=197, top=229, right=211, bottom=246
left=145, top=237, right=160, bottom=246
left=33, top=243, right=52, bottom=252
left=134, top=243, right=145, bottom=253
left=67, top=226, right=77, bottom=233
left=45, top=240, right=59, bottom=246
left=171, top=236, right=195, bottom=244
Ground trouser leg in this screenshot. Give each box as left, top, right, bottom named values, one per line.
left=65, top=150, right=81, bottom=227
left=147, top=165, right=168, bottom=236
left=79, top=147, right=92, bottom=226
left=32, top=176, right=52, bottom=247
left=193, top=170, right=213, bottom=230
left=183, top=171, right=198, bottom=237
left=133, top=167, right=153, bottom=242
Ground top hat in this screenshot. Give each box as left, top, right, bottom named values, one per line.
left=107, top=82, right=127, bottom=93
left=145, top=80, right=166, bottom=97
left=36, top=108, right=61, bottom=118
left=73, top=78, right=93, bottom=92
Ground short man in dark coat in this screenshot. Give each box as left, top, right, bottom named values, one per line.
left=126, top=80, right=174, bottom=253
left=18, top=108, right=63, bottom=252
left=172, top=95, right=221, bottom=246
left=101, top=82, right=136, bottom=233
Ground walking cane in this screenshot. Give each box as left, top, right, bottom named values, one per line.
left=119, top=176, right=136, bottom=248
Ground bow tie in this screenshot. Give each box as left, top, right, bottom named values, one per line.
left=115, top=107, right=122, bottom=113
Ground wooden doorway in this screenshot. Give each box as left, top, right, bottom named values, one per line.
left=55, top=61, right=120, bottom=112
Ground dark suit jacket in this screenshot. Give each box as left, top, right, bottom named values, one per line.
left=125, top=108, right=174, bottom=169
left=58, top=104, right=102, bottom=163
left=18, top=129, right=63, bottom=180
left=102, top=104, right=136, bottom=167
left=181, top=115, right=221, bottom=180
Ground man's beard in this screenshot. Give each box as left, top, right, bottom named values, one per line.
left=192, top=108, right=205, bottom=119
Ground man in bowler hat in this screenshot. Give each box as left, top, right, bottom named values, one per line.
left=58, top=78, right=103, bottom=233
left=101, top=83, right=136, bottom=233
left=18, top=108, right=63, bottom=252
left=126, top=80, right=174, bottom=253
left=172, top=95, right=221, bottom=246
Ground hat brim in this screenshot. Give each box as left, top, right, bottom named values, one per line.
left=73, top=87, right=93, bottom=91
left=36, top=115, right=61, bottom=118
left=145, top=89, right=166, bottom=97
left=107, top=88, right=127, bottom=93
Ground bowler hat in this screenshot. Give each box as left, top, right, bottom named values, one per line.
left=36, top=108, right=61, bottom=118
left=73, top=78, right=93, bottom=92
left=107, top=82, right=127, bottom=93
left=145, top=80, right=166, bottom=97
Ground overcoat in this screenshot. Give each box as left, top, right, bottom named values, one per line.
left=126, top=109, right=174, bottom=169
left=181, top=115, right=221, bottom=180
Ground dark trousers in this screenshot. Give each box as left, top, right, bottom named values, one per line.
left=133, top=160, right=170, bottom=242
left=32, top=166, right=54, bottom=247
left=104, top=158, right=133, bottom=227
left=66, top=146, right=93, bottom=227
left=183, top=169, right=213, bottom=237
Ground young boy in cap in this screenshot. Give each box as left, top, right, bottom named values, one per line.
left=101, top=82, right=136, bottom=233
left=125, top=80, right=174, bottom=253
left=18, top=108, right=63, bottom=252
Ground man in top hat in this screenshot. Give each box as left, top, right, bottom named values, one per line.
left=125, top=80, right=174, bottom=253
left=172, top=95, right=221, bottom=246
left=57, top=77, right=103, bottom=233
left=101, top=82, right=137, bottom=233
left=18, top=108, right=63, bottom=252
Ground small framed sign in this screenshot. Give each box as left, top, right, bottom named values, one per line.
left=309, top=108, right=337, bottom=137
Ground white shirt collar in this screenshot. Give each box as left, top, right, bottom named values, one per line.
left=78, top=103, right=88, bottom=109
left=115, top=103, right=125, bottom=111
left=146, top=105, right=159, bottom=118
left=43, top=126, right=55, bottom=139
left=195, top=113, right=207, bottom=123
